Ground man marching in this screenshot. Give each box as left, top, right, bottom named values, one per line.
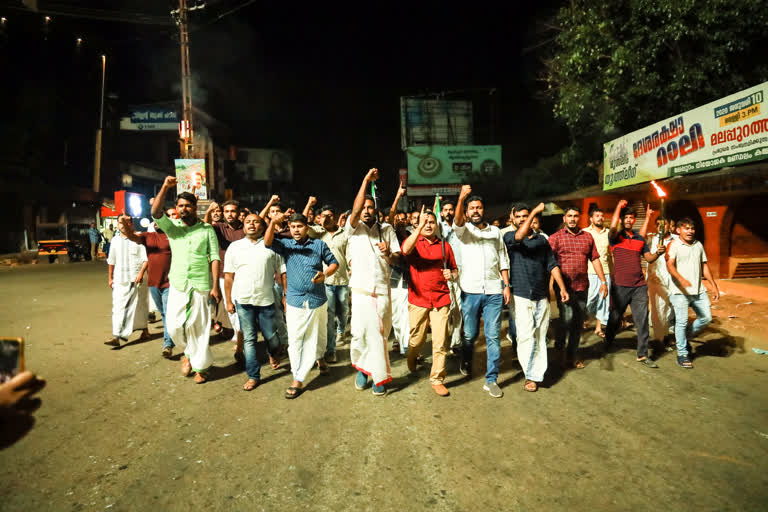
left=105, top=214, right=150, bottom=347
left=401, top=207, right=458, bottom=396
left=347, top=168, right=402, bottom=395
left=265, top=212, right=338, bottom=399
left=151, top=176, right=221, bottom=383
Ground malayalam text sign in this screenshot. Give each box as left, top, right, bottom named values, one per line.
left=406, top=145, right=502, bottom=185
left=603, top=81, right=768, bottom=190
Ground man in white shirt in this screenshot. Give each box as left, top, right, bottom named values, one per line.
left=666, top=217, right=719, bottom=369
left=436, top=198, right=463, bottom=352
left=104, top=214, right=150, bottom=347
left=224, top=213, right=287, bottom=391
left=647, top=216, right=677, bottom=346
left=304, top=198, right=351, bottom=363
left=453, top=185, right=511, bottom=398
left=583, top=208, right=612, bottom=338
left=347, top=168, right=401, bottom=395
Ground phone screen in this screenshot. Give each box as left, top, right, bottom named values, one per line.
left=0, top=338, right=24, bottom=383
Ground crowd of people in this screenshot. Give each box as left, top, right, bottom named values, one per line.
left=104, top=168, right=719, bottom=399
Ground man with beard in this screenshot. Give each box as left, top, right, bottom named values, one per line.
left=504, top=202, right=569, bottom=392
left=548, top=206, right=608, bottom=369
left=303, top=197, right=350, bottom=362
left=604, top=201, right=665, bottom=367
left=120, top=208, right=175, bottom=357
left=453, top=185, right=511, bottom=398
left=258, top=195, right=291, bottom=351
left=265, top=212, right=338, bottom=399
left=152, top=176, right=221, bottom=383
left=401, top=207, right=458, bottom=396
left=224, top=213, right=287, bottom=390
left=105, top=214, right=150, bottom=348
left=583, top=208, right=612, bottom=338
left=347, top=168, right=401, bottom=395
left=500, top=203, right=532, bottom=350
left=666, top=217, right=719, bottom=369
left=205, top=200, right=245, bottom=360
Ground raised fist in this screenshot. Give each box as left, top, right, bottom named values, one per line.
left=163, top=176, right=178, bottom=188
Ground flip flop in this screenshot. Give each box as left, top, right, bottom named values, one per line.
left=269, top=356, right=281, bottom=370
left=285, top=386, right=303, bottom=399
left=243, top=379, right=260, bottom=391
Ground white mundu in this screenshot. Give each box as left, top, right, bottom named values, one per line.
left=347, top=221, right=399, bottom=385
left=108, top=236, right=148, bottom=339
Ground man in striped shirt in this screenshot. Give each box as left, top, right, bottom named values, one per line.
left=605, top=200, right=666, bottom=367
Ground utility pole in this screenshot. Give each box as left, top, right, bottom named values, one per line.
left=93, top=54, right=106, bottom=193
left=175, top=0, right=194, bottom=158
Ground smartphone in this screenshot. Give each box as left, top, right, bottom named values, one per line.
left=0, top=337, right=24, bottom=384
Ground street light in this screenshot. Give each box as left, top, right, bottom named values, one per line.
left=93, top=54, right=106, bottom=193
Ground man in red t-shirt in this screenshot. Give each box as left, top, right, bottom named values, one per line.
left=122, top=207, right=174, bottom=357
left=401, top=207, right=458, bottom=397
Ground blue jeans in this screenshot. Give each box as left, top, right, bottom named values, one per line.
left=149, top=286, right=173, bottom=348
left=461, top=292, right=503, bottom=384
left=236, top=302, right=280, bottom=380
left=325, top=284, right=349, bottom=356
left=507, top=302, right=517, bottom=344
left=555, top=287, right=588, bottom=358
left=669, top=292, right=712, bottom=358
left=273, top=283, right=289, bottom=346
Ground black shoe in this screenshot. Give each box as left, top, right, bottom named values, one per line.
left=460, top=360, right=471, bottom=376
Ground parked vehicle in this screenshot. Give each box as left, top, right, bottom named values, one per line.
left=36, top=223, right=93, bottom=263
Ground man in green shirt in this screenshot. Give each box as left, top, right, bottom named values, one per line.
left=152, top=176, right=221, bottom=383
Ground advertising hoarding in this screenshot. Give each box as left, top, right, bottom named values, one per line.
left=233, top=148, right=293, bottom=183
left=406, top=145, right=502, bottom=185
left=174, top=159, right=208, bottom=200
left=603, top=81, right=768, bottom=190
left=120, top=108, right=178, bottom=131
left=400, top=98, right=473, bottom=150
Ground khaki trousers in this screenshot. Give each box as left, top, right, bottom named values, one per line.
left=407, top=303, right=450, bottom=385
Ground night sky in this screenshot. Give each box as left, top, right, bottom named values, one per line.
left=0, top=1, right=568, bottom=202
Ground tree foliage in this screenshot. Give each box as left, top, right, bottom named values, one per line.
left=543, top=0, right=768, bottom=170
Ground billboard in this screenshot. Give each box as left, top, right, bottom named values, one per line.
left=603, top=81, right=768, bottom=190
left=174, top=159, right=208, bottom=200
left=406, top=145, right=502, bottom=185
left=400, top=98, right=473, bottom=150
left=120, top=108, right=178, bottom=131
left=233, top=148, right=293, bottom=183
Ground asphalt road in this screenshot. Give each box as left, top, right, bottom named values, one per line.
left=1, top=262, right=767, bottom=511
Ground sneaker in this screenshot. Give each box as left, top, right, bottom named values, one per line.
left=162, top=346, right=173, bottom=358
left=325, top=352, right=337, bottom=364
left=432, top=383, right=450, bottom=397
left=372, top=383, right=386, bottom=396
left=637, top=357, right=659, bottom=368
left=483, top=381, right=503, bottom=398
left=677, top=355, right=693, bottom=369
left=460, top=360, right=471, bottom=376
left=355, top=371, right=368, bottom=390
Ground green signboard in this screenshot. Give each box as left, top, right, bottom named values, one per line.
left=406, top=145, right=502, bottom=185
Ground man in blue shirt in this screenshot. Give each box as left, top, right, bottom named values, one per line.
left=265, top=212, right=339, bottom=399
left=88, top=222, right=102, bottom=261
left=503, top=202, right=569, bottom=392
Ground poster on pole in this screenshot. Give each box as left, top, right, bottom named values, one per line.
left=603, top=80, right=768, bottom=190
left=174, top=159, right=208, bottom=200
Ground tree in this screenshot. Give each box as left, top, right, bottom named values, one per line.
left=542, top=0, right=768, bottom=173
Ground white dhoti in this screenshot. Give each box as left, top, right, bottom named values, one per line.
left=166, top=286, right=213, bottom=372
left=447, top=280, right=463, bottom=347
left=112, top=279, right=148, bottom=339
left=212, top=277, right=240, bottom=332
left=350, top=290, right=392, bottom=386
left=514, top=295, right=550, bottom=383
left=390, top=287, right=410, bottom=355
left=648, top=277, right=674, bottom=341
left=286, top=303, right=327, bottom=383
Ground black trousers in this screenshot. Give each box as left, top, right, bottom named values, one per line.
left=555, top=287, right=588, bottom=358
left=605, top=284, right=650, bottom=358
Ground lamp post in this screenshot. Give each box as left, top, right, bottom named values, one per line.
left=93, top=54, right=106, bottom=193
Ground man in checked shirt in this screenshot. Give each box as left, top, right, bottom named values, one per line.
left=548, top=206, right=608, bottom=369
